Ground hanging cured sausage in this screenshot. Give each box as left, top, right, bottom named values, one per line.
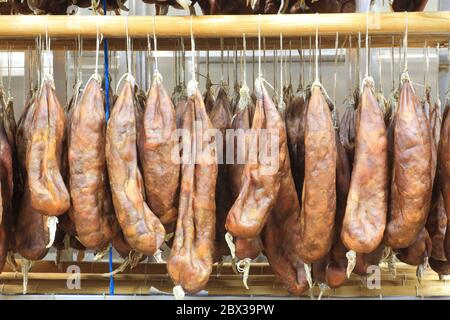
left=385, top=77, right=433, bottom=249
left=297, top=84, right=336, bottom=264
left=285, top=85, right=306, bottom=198
left=253, top=78, right=307, bottom=296
left=439, top=102, right=450, bottom=260
left=167, top=83, right=217, bottom=295
left=15, top=94, right=50, bottom=261
left=138, top=75, right=180, bottom=232
left=68, top=76, right=114, bottom=250
left=210, top=86, right=233, bottom=261
left=225, top=78, right=285, bottom=239
left=341, top=78, right=388, bottom=254
left=26, top=79, right=70, bottom=217
left=106, top=77, right=166, bottom=256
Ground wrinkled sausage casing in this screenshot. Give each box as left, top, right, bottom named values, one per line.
left=385, top=80, right=433, bottom=249
left=229, top=86, right=262, bottom=260
left=26, top=80, right=70, bottom=216
left=252, top=79, right=307, bottom=296
left=285, top=89, right=306, bottom=199
left=139, top=78, right=180, bottom=230
left=15, top=98, right=49, bottom=261
left=106, top=80, right=165, bottom=256
left=438, top=104, right=450, bottom=260
left=68, top=77, right=114, bottom=250
left=397, top=228, right=432, bottom=266
left=341, top=79, right=388, bottom=254
left=0, top=99, right=13, bottom=271
left=210, top=87, right=233, bottom=261
left=314, top=128, right=351, bottom=288
left=226, top=82, right=284, bottom=239
left=167, top=88, right=217, bottom=294
left=298, top=85, right=336, bottom=264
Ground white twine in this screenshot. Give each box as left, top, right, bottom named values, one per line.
left=314, top=13, right=319, bottom=82
left=225, top=233, right=236, bottom=260
left=304, top=263, right=313, bottom=288
left=173, top=285, right=185, bottom=300
left=45, top=216, right=59, bottom=249
left=186, top=15, right=197, bottom=96
left=236, top=258, right=252, bottom=290
left=152, top=15, right=159, bottom=75
left=346, top=250, right=356, bottom=278
left=403, top=12, right=408, bottom=73
left=258, top=14, right=262, bottom=78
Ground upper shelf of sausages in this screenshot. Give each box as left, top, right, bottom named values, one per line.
left=0, top=0, right=431, bottom=16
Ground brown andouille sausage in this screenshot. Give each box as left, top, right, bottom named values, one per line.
left=68, top=76, right=114, bottom=250
left=285, top=85, right=306, bottom=198
left=225, top=80, right=285, bottom=239
left=426, top=99, right=447, bottom=261
left=313, top=124, right=352, bottom=288
left=138, top=75, right=180, bottom=232
left=106, top=78, right=165, bottom=256
left=397, top=228, right=432, bottom=266
left=327, top=127, right=352, bottom=287
left=439, top=103, right=450, bottom=260
left=0, top=108, right=13, bottom=272
left=236, top=78, right=307, bottom=296
left=426, top=178, right=447, bottom=261
left=26, top=79, right=70, bottom=216
left=353, top=245, right=385, bottom=276
left=339, top=96, right=356, bottom=165
left=210, top=86, right=233, bottom=262
left=230, top=81, right=240, bottom=116
left=297, top=84, right=336, bottom=264
left=167, top=85, right=218, bottom=294
left=341, top=78, right=388, bottom=254
left=228, top=85, right=262, bottom=261
left=175, top=85, right=189, bottom=129
left=385, top=78, right=433, bottom=249
left=203, top=77, right=215, bottom=115
left=429, top=258, right=450, bottom=276
left=15, top=98, right=49, bottom=261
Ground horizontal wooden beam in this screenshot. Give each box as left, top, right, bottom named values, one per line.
left=0, top=12, right=448, bottom=51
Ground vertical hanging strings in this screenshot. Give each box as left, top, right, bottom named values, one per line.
left=152, top=15, right=159, bottom=75
left=94, top=24, right=101, bottom=77
left=333, top=32, right=339, bottom=106
left=187, top=15, right=197, bottom=97
left=390, top=36, right=395, bottom=91
left=348, top=35, right=352, bottom=96
left=424, top=44, right=429, bottom=93
left=126, top=14, right=132, bottom=76
left=279, top=33, right=283, bottom=106
left=299, top=37, right=303, bottom=89
left=403, top=12, right=408, bottom=74
left=243, top=33, right=247, bottom=86
left=7, top=48, right=12, bottom=99
left=314, top=13, right=319, bottom=83
left=220, top=38, right=225, bottom=83
left=365, top=12, right=370, bottom=79
left=258, top=14, right=262, bottom=78
left=190, top=15, right=196, bottom=83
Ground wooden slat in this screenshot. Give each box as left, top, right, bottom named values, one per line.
left=0, top=260, right=448, bottom=298
left=0, top=13, right=449, bottom=50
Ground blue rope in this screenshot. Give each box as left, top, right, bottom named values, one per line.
left=102, top=0, right=114, bottom=296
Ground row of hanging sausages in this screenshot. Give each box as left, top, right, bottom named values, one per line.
left=0, top=44, right=448, bottom=297
left=0, top=0, right=429, bottom=15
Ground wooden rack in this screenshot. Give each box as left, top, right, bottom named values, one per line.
left=0, top=261, right=448, bottom=298
left=0, top=12, right=449, bottom=50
